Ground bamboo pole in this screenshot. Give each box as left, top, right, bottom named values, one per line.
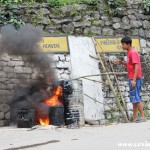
left=108, top=60, right=129, bottom=120
left=92, top=37, right=129, bottom=123
left=84, top=94, right=118, bottom=111
left=98, top=53, right=129, bottom=123
left=97, top=53, right=129, bottom=123
left=89, top=41, right=129, bottom=119
left=82, top=77, right=108, bottom=85
left=73, top=72, right=127, bottom=80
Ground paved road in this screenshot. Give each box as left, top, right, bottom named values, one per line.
left=0, top=121, right=150, bottom=150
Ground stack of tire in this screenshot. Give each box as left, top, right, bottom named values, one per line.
left=63, top=80, right=84, bottom=128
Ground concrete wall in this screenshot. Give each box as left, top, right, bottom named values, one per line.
left=68, top=36, right=104, bottom=120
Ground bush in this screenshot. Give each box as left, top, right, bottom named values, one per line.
left=0, top=0, right=23, bottom=5
left=0, top=0, right=99, bottom=6
left=106, top=0, right=126, bottom=8
left=47, top=0, right=98, bottom=7
left=143, top=0, right=150, bottom=12
left=105, top=0, right=127, bottom=16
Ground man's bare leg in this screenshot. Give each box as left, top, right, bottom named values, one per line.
left=137, top=102, right=145, bottom=118
left=132, top=103, right=138, bottom=121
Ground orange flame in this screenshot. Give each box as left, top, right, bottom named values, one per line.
left=44, top=86, right=62, bottom=106
left=38, top=85, right=63, bottom=126
left=39, top=117, right=49, bottom=126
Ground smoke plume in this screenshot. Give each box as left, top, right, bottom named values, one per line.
left=0, top=24, right=58, bottom=124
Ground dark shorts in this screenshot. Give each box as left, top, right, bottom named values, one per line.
left=129, top=78, right=142, bottom=103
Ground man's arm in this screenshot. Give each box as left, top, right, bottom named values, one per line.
left=113, top=60, right=127, bottom=65
left=131, top=63, right=138, bottom=87
left=118, top=60, right=127, bottom=65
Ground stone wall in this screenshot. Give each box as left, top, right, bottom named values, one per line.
left=0, top=53, right=72, bottom=126
left=0, top=54, right=33, bottom=126
left=0, top=1, right=149, bottom=37
left=54, top=54, right=71, bottom=80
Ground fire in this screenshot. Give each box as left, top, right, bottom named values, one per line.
left=44, top=86, right=63, bottom=106
left=44, top=95, right=61, bottom=106
left=38, top=85, right=63, bottom=126
left=39, top=117, right=49, bottom=126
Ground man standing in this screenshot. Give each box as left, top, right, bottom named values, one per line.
left=115, top=37, right=146, bottom=122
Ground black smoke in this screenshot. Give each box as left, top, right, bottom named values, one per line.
left=1, top=24, right=42, bottom=54
left=0, top=24, right=58, bottom=124
left=0, top=24, right=56, bottom=81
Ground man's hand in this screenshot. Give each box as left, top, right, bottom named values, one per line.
left=112, top=59, right=120, bottom=65
left=131, top=80, right=136, bottom=88
left=113, top=59, right=127, bottom=65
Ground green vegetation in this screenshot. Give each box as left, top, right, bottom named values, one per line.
left=143, top=0, right=150, bottom=12
left=104, top=0, right=150, bottom=15
left=0, top=0, right=24, bottom=28
left=105, top=0, right=127, bottom=16
left=43, top=0, right=98, bottom=6
left=0, top=0, right=22, bottom=5
left=106, top=0, right=126, bottom=7
left=0, top=0, right=98, bottom=29
left=0, top=0, right=150, bottom=31
left=0, top=0, right=99, bottom=6
left=104, top=108, right=120, bottom=123
left=0, top=0, right=98, bottom=6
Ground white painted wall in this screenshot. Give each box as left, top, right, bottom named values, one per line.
left=68, top=36, right=104, bottom=120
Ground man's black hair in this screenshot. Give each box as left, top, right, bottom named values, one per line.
left=121, top=37, right=132, bottom=45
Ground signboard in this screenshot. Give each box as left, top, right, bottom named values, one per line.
left=39, top=36, right=69, bottom=53
left=94, top=37, right=141, bottom=52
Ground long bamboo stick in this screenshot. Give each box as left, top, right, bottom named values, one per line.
left=82, top=77, right=108, bottom=85
left=73, top=72, right=127, bottom=80
left=84, top=94, right=118, bottom=110
left=92, top=37, right=129, bottom=123
left=108, top=60, right=129, bottom=120
left=97, top=53, right=129, bottom=123
left=98, top=55, right=129, bottom=123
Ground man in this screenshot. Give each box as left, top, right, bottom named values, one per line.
left=115, top=37, right=146, bottom=122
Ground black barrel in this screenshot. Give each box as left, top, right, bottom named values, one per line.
left=49, top=105, right=64, bottom=126
left=17, top=108, right=35, bottom=128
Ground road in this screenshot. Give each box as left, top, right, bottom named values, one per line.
left=0, top=121, right=150, bottom=150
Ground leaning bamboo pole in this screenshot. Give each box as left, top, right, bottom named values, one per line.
left=73, top=72, right=127, bottom=80
left=97, top=53, right=129, bottom=123
left=108, top=60, right=129, bottom=120
left=82, top=77, right=108, bottom=85
left=84, top=93, right=118, bottom=111
left=92, top=37, right=129, bottom=123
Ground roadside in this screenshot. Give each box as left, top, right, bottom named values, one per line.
left=0, top=121, right=150, bottom=150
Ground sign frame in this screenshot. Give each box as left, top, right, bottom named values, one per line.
left=39, top=35, right=70, bottom=53
left=94, top=36, right=141, bottom=53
